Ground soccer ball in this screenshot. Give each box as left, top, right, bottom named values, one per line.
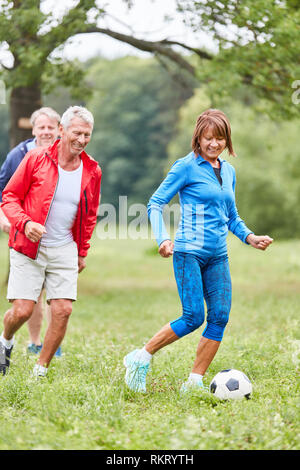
left=209, top=369, right=252, bottom=400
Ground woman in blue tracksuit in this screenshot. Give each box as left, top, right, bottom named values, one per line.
left=124, top=109, right=273, bottom=393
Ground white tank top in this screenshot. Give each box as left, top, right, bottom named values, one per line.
left=41, top=161, right=83, bottom=247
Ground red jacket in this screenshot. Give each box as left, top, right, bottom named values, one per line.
left=1, top=140, right=102, bottom=259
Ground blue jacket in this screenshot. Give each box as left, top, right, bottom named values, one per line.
left=0, top=138, right=35, bottom=202
left=148, top=152, right=253, bottom=258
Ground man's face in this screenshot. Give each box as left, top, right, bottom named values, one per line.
left=32, top=114, right=59, bottom=148
left=59, top=117, right=93, bottom=157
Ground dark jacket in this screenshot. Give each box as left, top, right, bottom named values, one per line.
left=0, top=138, right=35, bottom=202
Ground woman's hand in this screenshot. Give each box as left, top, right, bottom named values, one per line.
left=159, top=240, right=174, bottom=258
left=246, top=233, right=273, bottom=251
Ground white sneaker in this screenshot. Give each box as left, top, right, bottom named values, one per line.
left=33, top=364, right=48, bottom=378
left=180, top=377, right=208, bottom=394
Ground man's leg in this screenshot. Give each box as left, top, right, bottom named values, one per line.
left=6, top=248, right=45, bottom=342
left=1, top=299, right=35, bottom=375
left=44, top=302, right=62, bottom=357
left=34, top=242, right=78, bottom=373
left=37, top=299, right=72, bottom=368
left=27, top=291, right=44, bottom=347
left=3, top=299, right=36, bottom=340
left=45, top=302, right=51, bottom=324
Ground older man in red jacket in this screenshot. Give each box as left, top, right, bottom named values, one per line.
left=0, top=106, right=102, bottom=377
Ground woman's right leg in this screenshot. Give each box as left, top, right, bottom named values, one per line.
left=27, top=291, right=44, bottom=348
left=145, top=252, right=205, bottom=353
left=144, top=322, right=179, bottom=355
left=124, top=252, right=205, bottom=392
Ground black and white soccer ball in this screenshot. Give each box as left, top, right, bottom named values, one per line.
left=209, top=369, right=252, bottom=400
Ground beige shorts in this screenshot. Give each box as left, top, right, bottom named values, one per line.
left=7, top=242, right=79, bottom=303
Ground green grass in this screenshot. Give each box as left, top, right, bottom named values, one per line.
left=0, top=232, right=299, bottom=450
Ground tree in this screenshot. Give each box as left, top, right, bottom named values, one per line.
left=0, top=0, right=198, bottom=148
left=176, top=0, right=300, bottom=119
left=0, top=0, right=298, bottom=149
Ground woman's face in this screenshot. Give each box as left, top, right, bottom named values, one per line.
left=199, top=126, right=226, bottom=163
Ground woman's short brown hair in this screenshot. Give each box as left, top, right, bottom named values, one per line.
left=191, top=109, right=236, bottom=157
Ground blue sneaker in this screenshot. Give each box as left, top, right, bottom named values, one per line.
left=54, top=345, right=62, bottom=358
left=123, top=349, right=150, bottom=393
left=27, top=343, right=43, bottom=355
left=180, top=378, right=209, bottom=394
left=27, top=343, right=62, bottom=357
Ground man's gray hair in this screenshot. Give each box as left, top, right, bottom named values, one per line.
left=60, top=106, right=94, bottom=129
left=30, top=107, right=61, bottom=126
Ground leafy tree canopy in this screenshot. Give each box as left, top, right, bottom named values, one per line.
left=0, top=0, right=195, bottom=93
left=0, top=0, right=299, bottom=148
left=176, top=0, right=300, bottom=118
left=0, top=0, right=298, bottom=115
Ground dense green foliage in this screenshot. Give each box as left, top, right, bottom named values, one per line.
left=0, top=0, right=298, bottom=126
left=0, top=0, right=196, bottom=146
left=85, top=57, right=191, bottom=207
left=0, top=234, right=299, bottom=450
left=177, top=0, right=300, bottom=119
left=0, top=0, right=96, bottom=90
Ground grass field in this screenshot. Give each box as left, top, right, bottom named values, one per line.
left=0, top=232, right=299, bottom=450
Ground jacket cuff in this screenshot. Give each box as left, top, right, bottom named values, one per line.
left=243, top=231, right=254, bottom=244
left=20, top=218, right=32, bottom=233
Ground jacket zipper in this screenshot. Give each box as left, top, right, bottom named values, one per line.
left=35, top=154, right=59, bottom=259
left=34, top=154, right=90, bottom=258
left=84, top=189, right=88, bottom=214
left=79, top=198, right=83, bottom=253
left=78, top=190, right=88, bottom=254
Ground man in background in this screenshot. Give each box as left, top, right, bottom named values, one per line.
left=0, top=107, right=61, bottom=355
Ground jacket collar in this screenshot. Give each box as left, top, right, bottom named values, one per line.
left=194, top=151, right=224, bottom=166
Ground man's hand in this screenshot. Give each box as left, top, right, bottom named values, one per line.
left=246, top=233, right=273, bottom=251
left=159, top=239, right=174, bottom=258
left=0, top=208, right=11, bottom=233
left=24, top=221, right=46, bottom=243
left=78, top=256, right=86, bottom=273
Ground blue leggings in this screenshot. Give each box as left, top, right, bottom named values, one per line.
left=170, top=252, right=232, bottom=342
